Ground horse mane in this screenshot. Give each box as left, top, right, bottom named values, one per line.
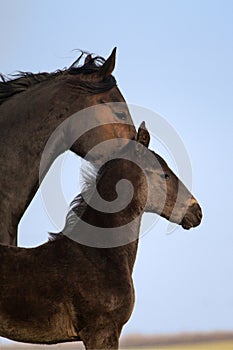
left=49, top=194, right=86, bottom=241
left=0, top=52, right=116, bottom=106
left=49, top=162, right=99, bottom=241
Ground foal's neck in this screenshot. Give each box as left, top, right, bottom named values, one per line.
left=79, top=159, right=145, bottom=273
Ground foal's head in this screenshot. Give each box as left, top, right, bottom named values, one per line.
left=105, top=122, right=202, bottom=230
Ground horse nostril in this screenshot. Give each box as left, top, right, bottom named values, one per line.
left=191, top=203, right=203, bottom=222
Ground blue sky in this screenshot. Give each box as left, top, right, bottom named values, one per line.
left=1, top=0, right=233, bottom=342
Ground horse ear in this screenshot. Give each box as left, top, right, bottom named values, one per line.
left=84, top=54, right=92, bottom=65
left=96, top=47, right=116, bottom=79
left=136, top=121, right=150, bottom=147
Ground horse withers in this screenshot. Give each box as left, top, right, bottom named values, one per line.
left=0, top=123, right=202, bottom=349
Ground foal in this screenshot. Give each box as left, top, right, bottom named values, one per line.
left=0, top=123, right=202, bottom=349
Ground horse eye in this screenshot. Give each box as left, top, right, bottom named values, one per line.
left=115, top=112, right=127, bottom=120
left=160, top=173, right=169, bottom=180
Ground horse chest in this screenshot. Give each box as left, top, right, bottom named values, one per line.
left=70, top=267, right=135, bottom=328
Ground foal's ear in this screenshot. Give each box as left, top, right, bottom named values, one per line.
left=96, top=47, right=116, bottom=79
left=84, top=54, right=92, bottom=65
left=136, top=121, right=150, bottom=147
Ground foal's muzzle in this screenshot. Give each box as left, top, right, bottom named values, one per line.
left=181, top=203, right=202, bottom=230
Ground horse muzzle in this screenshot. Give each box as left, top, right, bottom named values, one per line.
left=181, top=202, right=203, bottom=230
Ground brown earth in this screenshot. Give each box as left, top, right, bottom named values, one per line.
left=1, top=331, right=233, bottom=349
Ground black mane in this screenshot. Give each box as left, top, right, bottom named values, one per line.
left=49, top=193, right=87, bottom=242
left=0, top=52, right=116, bottom=106
left=49, top=162, right=102, bottom=242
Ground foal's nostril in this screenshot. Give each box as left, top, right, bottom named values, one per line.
left=197, top=209, right=202, bottom=221
left=190, top=203, right=203, bottom=223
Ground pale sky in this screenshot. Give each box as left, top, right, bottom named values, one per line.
left=0, top=0, right=233, bottom=344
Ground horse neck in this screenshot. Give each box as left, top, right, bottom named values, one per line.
left=0, top=81, right=92, bottom=244
left=75, top=219, right=141, bottom=276
left=77, top=159, right=145, bottom=273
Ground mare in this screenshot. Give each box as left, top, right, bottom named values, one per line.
left=0, top=123, right=202, bottom=349
left=0, top=48, right=136, bottom=246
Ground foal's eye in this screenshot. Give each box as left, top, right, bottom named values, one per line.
left=160, top=173, right=169, bottom=180
left=115, top=112, right=127, bottom=120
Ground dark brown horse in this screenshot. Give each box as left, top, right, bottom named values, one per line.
left=0, top=48, right=136, bottom=246
left=0, top=123, right=202, bottom=349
